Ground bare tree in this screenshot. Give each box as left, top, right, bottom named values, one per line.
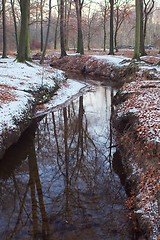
left=40, top=0, right=44, bottom=52
left=40, top=0, right=52, bottom=63
left=109, top=0, right=114, bottom=55
left=17, top=0, right=31, bottom=62
left=60, top=0, right=67, bottom=57
left=10, top=0, right=19, bottom=51
left=100, top=0, right=109, bottom=52
left=74, top=0, right=84, bottom=55
left=85, top=3, right=97, bottom=51
left=2, top=0, right=7, bottom=58
left=54, top=0, right=60, bottom=50
left=133, top=0, right=141, bottom=60
left=64, top=0, right=72, bottom=50
left=114, top=0, right=132, bottom=52
left=140, top=0, right=146, bottom=55
left=143, top=0, right=155, bottom=42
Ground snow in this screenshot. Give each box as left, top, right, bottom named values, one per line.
left=92, top=55, right=131, bottom=66
left=0, top=56, right=67, bottom=91
left=0, top=89, right=33, bottom=133
left=115, top=58, right=160, bottom=239
left=0, top=56, right=88, bottom=153
left=140, top=64, right=160, bottom=73
left=117, top=79, right=160, bottom=144
left=34, top=79, right=90, bottom=117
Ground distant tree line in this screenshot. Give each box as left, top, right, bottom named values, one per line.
left=0, top=0, right=159, bottom=62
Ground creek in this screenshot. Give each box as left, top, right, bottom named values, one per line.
left=0, top=79, right=134, bottom=240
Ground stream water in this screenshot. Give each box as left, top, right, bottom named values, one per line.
left=0, top=81, right=134, bottom=240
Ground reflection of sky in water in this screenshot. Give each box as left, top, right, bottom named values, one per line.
left=36, top=85, right=117, bottom=177
left=83, top=86, right=112, bottom=144
left=37, top=85, right=117, bottom=199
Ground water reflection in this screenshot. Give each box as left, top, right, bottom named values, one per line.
left=0, top=85, right=132, bottom=239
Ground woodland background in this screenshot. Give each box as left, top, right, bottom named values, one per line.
left=0, top=0, right=160, bottom=60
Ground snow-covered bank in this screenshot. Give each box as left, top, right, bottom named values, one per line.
left=35, top=79, right=90, bottom=117
left=49, top=55, right=137, bottom=83
left=0, top=57, right=88, bottom=158
left=97, top=54, right=160, bottom=240
left=92, top=55, right=131, bottom=66
left=113, top=78, right=160, bottom=240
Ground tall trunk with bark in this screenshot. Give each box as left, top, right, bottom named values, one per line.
left=54, top=13, right=59, bottom=50
left=74, top=0, right=84, bottom=55
left=2, top=0, right=7, bottom=58
left=133, top=0, right=141, bottom=60
left=40, top=0, right=52, bottom=63
left=143, top=0, right=155, bottom=45
left=17, top=0, right=31, bottom=62
left=10, top=0, right=19, bottom=51
left=54, top=0, right=60, bottom=50
left=40, top=0, right=44, bottom=52
left=143, top=0, right=155, bottom=42
left=114, top=6, right=118, bottom=52
left=60, top=0, right=67, bottom=57
left=103, top=3, right=107, bottom=52
left=103, top=17, right=107, bottom=52
left=64, top=0, right=71, bottom=50
left=109, top=0, right=114, bottom=55
left=140, top=0, right=146, bottom=56
left=87, top=2, right=92, bottom=51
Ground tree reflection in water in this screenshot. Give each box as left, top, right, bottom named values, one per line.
left=0, top=85, right=133, bottom=239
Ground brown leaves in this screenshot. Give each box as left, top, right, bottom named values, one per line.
left=119, top=79, right=160, bottom=143
left=35, top=104, right=48, bottom=111
left=0, top=84, right=17, bottom=105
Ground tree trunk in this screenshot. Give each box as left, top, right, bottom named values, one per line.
left=10, top=0, right=18, bottom=51
left=74, top=0, right=84, bottom=55
left=140, top=0, right=146, bottom=56
left=87, top=24, right=91, bottom=51
left=114, top=6, right=119, bottom=52
left=143, top=13, right=148, bottom=43
left=133, top=0, right=141, bottom=60
left=17, top=0, right=31, bottom=63
left=54, top=0, right=60, bottom=50
left=103, top=17, right=107, bottom=52
left=40, top=0, right=52, bottom=64
left=143, top=0, right=155, bottom=46
left=109, top=0, right=114, bottom=55
left=114, top=29, right=118, bottom=52
left=64, top=0, right=71, bottom=51
left=54, top=14, right=59, bottom=50
left=2, top=0, right=7, bottom=58
left=60, top=0, right=67, bottom=57
left=103, top=6, right=107, bottom=52
left=40, top=0, right=44, bottom=52
left=25, top=0, right=31, bottom=61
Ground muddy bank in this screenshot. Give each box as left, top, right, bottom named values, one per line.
left=49, top=55, right=137, bottom=86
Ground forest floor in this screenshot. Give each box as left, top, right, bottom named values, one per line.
left=0, top=49, right=160, bottom=239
